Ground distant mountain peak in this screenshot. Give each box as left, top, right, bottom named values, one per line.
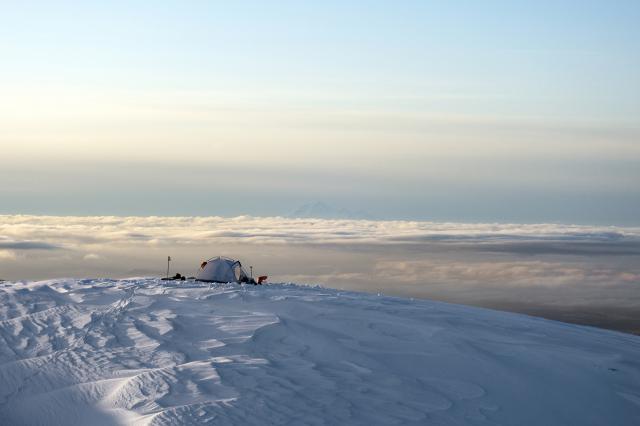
left=288, top=201, right=371, bottom=220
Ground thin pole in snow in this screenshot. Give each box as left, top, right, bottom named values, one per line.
left=250, top=266, right=253, bottom=279
left=167, top=256, right=171, bottom=279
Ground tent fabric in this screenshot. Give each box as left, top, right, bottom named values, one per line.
left=196, top=256, right=249, bottom=283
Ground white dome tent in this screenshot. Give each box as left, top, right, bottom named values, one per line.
left=196, top=256, right=250, bottom=283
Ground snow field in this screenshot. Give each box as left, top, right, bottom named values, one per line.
left=0, top=278, right=639, bottom=425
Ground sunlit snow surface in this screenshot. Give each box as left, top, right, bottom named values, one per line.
left=0, top=279, right=639, bottom=425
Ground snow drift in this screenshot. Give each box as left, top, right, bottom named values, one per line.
left=0, top=278, right=639, bottom=425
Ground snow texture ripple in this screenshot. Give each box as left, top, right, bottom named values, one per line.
left=0, top=278, right=639, bottom=425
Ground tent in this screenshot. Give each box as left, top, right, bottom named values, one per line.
left=196, top=256, right=250, bottom=283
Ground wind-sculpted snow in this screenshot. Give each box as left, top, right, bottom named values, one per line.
left=0, top=279, right=639, bottom=425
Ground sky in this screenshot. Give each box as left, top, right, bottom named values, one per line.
left=1, top=1, right=639, bottom=223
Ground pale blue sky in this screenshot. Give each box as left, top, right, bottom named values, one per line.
left=1, top=1, right=639, bottom=223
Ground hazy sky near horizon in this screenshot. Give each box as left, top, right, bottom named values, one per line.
left=1, top=1, right=639, bottom=223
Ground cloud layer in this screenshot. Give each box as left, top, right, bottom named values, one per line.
left=2, top=215, right=639, bottom=249
left=1, top=215, right=639, bottom=333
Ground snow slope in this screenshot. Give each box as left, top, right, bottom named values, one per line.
left=0, top=279, right=639, bottom=425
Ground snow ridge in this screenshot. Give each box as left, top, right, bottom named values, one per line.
left=0, top=278, right=639, bottom=425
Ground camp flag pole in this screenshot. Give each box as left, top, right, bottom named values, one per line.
left=250, top=266, right=253, bottom=279
left=167, top=256, right=171, bottom=279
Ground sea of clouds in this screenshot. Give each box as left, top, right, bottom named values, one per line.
left=1, top=215, right=639, bottom=333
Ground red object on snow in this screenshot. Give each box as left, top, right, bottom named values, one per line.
left=258, top=276, right=268, bottom=285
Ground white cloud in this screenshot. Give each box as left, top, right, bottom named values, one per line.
left=0, top=250, right=18, bottom=261
left=1, top=215, right=639, bottom=249
left=373, top=259, right=626, bottom=288
left=83, top=253, right=103, bottom=261
left=0, top=215, right=638, bottom=326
